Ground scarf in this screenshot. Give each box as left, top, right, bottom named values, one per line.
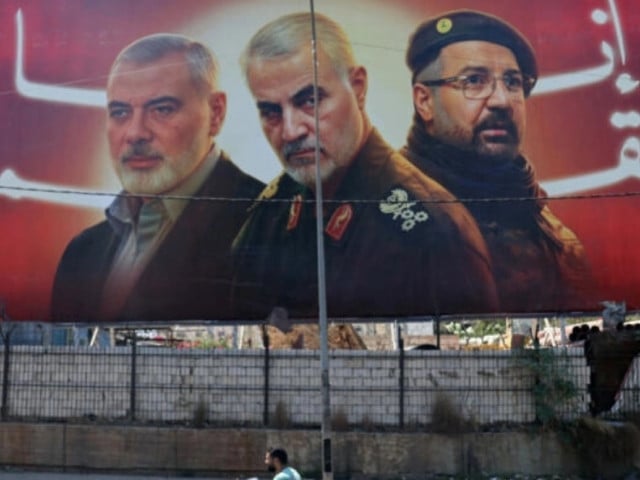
left=402, top=119, right=561, bottom=249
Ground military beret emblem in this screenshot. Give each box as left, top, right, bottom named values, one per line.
left=436, top=17, right=453, bottom=34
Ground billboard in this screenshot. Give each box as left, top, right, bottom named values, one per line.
left=0, top=0, right=638, bottom=322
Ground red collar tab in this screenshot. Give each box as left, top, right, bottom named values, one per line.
left=325, top=203, right=354, bottom=241
left=287, top=194, right=303, bottom=231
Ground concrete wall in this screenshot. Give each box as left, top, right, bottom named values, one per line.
left=0, top=423, right=573, bottom=476
left=0, top=423, right=638, bottom=478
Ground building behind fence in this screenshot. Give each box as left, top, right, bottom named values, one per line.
left=1, top=340, right=639, bottom=427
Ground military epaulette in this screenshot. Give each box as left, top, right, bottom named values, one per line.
left=257, top=175, right=283, bottom=201
left=379, top=187, right=429, bottom=232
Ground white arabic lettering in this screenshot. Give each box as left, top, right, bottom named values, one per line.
left=533, top=42, right=615, bottom=95
left=0, top=169, right=113, bottom=209
left=538, top=0, right=640, bottom=194
left=14, top=9, right=106, bottom=107
left=534, top=0, right=626, bottom=95
left=615, top=73, right=640, bottom=94
left=592, top=1, right=626, bottom=64
left=611, top=112, right=640, bottom=129
left=606, top=0, right=626, bottom=64
left=620, top=137, right=640, bottom=169
left=7, top=5, right=638, bottom=201
left=542, top=137, right=640, bottom=196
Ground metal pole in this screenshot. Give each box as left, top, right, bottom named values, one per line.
left=309, top=2, right=332, bottom=479
left=0, top=303, right=15, bottom=421
left=262, top=325, right=270, bottom=426
left=129, top=333, right=137, bottom=422
left=1, top=327, right=12, bottom=420
left=397, top=323, right=404, bottom=429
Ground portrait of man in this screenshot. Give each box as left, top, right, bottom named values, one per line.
left=401, top=10, right=593, bottom=312
left=51, top=34, right=264, bottom=322
left=4, top=1, right=632, bottom=323
left=231, top=12, right=500, bottom=320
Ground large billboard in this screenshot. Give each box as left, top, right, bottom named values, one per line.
left=0, top=0, right=638, bottom=322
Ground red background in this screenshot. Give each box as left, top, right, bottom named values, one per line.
left=0, top=0, right=638, bottom=320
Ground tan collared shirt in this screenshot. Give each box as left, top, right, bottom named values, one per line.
left=99, top=145, right=220, bottom=320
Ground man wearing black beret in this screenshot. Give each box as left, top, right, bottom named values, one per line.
left=401, top=10, right=593, bottom=313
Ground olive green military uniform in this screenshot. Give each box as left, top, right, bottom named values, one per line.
left=232, top=129, right=498, bottom=320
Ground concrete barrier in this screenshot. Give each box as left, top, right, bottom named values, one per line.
left=0, top=423, right=596, bottom=477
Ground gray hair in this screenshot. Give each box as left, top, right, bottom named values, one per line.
left=240, top=12, right=356, bottom=81
left=413, top=56, right=442, bottom=84
left=110, top=33, right=219, bottom=94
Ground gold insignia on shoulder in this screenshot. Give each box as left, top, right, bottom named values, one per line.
left=259, top=178, right=280, bottom=200
left=436, top=18, right=453, bottom=34
left=379, top=188, right=429, bottom=232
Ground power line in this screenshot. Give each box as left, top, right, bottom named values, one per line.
left=2, top=183, right=640, bottom=205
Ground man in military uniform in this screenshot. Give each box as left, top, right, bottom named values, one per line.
left=232, top=12, right=499, bottom=320
left=401, top=10, right=593, bottom=313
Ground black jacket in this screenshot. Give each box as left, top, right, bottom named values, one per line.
left=51, top=153, right=264, bottom=323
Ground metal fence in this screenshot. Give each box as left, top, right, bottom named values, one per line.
left=0, top=326, right=638, bottom=429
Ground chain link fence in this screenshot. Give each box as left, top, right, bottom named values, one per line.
left=0, top=323, right=638, bottom=429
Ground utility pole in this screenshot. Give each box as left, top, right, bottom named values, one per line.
left=310, top=2, right=332, bottom=479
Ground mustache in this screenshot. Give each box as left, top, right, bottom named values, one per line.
left=121, top=144, right=164, bottom=162
left=281, top=138, right=324, bottom=159
left=474, top=113, right=518, bottom=139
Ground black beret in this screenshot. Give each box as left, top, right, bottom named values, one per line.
left=406, top=10, right=538, bottom=95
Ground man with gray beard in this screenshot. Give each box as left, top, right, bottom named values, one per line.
left=231, top=12, right=499, bottom=320
left=51, top=34, right=263, bottom=322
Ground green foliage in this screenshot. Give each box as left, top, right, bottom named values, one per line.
left=442, top=319, right=506, bottom=339
left=443, top=321, right=474, bottom=339
left=515, top=347, right=579, bottom=426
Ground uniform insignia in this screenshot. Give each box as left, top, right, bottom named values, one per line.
left=436, top=17, right=453, bottom=34
left=325, top=203, right=354, bottom=241
left=287, top=194, right=303, bottom=231
left=259, top=178, right=279, bottom=200
left=379, top=188, right=429, bottom=232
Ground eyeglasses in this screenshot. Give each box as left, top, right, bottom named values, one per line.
left=419, top=72, right=536, bottom=99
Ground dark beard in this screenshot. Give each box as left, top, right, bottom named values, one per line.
left=267, top=465, right=276, bottom=473
left=471, top=111, right=520, bottom=162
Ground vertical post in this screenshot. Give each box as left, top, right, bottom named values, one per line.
left=1, top=327, right=12, bottom=420
left=309, top=2, right=332, bottom=478
left=397, top=323, right=404, bottom=429
left=533, top=330, right=541, bottom=425
left=262, top=325, right=270, bottom=426
left=129, top=332, right=137, bottom=422
left=436, top=316, right=441, bottom=350
left=559, top=317, right=568, bottom=345
left=232, top=325, right=239, bottom=349
left=0, top=302, right=15, bottom=421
